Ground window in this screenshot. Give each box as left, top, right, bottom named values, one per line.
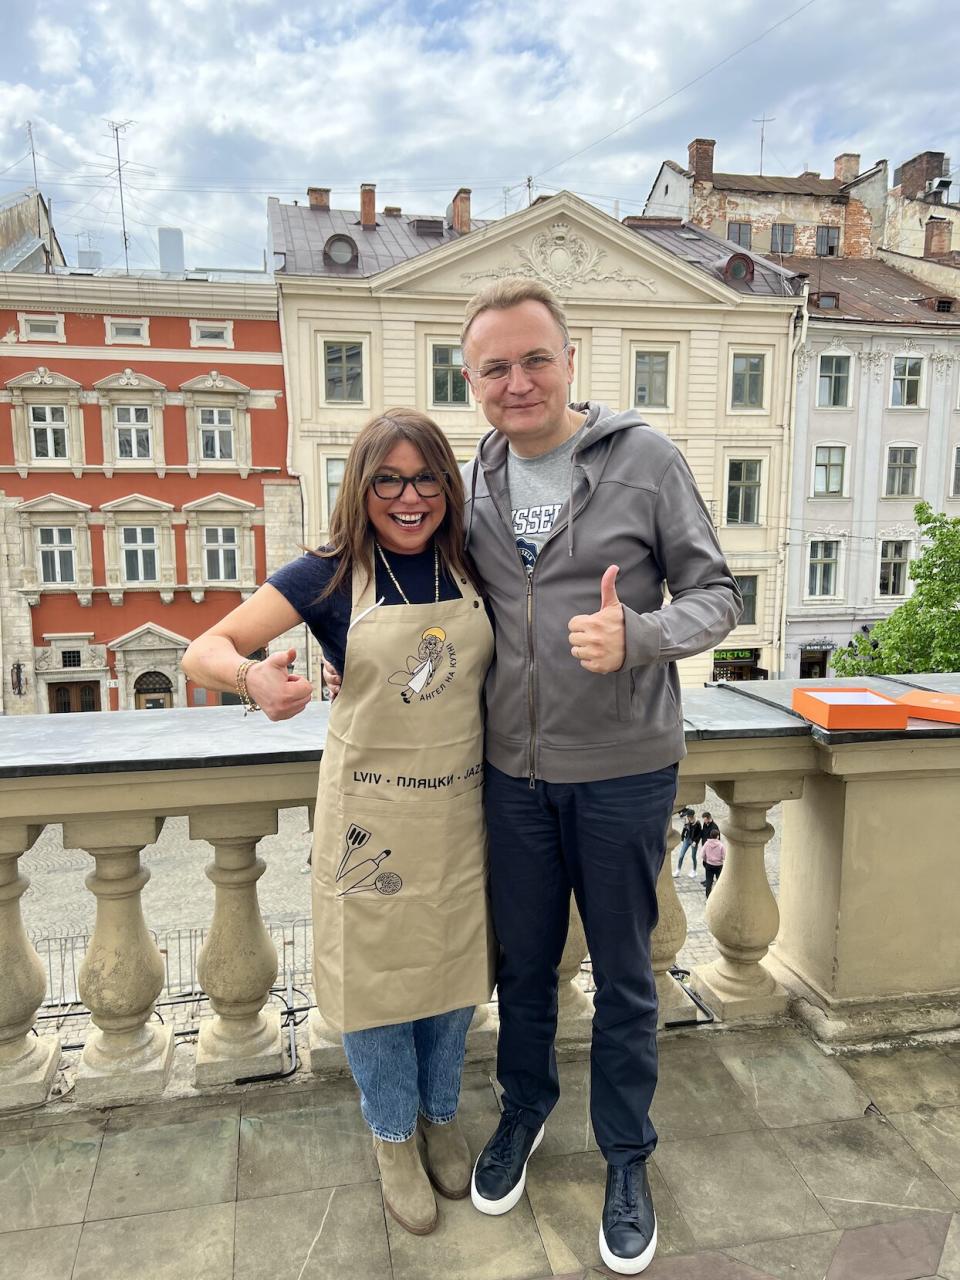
left=817, top=354, right=850, bottom=408
left=886, top=445, right=918, bottom=496
left=105, top=317, right=149, bottom=345
left=115, top=405, right=153, bottom=460
left=727, top=221, right=752, bottom=249
left=61, top=649, right=82, bottom=669
left=189, top=319, right=233, bottom=348
left=634, top=351, right=669, bottom=408
left=814, top=445, right=846, bottom=496
left=204, top=527, right=239, bottom=581
left=891, top=356, right=922, bottom=407
left=199, top=407, right=235, bottom=460
left=121, top=526, right=159, bottom=583
left=808, top=540, right=839, bottom=597
left=953, top=445, right=960, bottom=497
left=727, top=459, right=762, bottom=524
left=18, top=313, right=65, bottom=342
left=770, top=223, right=795, bottom=253
left=879, top=540, right=910, bottom=596
left=326, top=458, right=346, bottom=519
left=735, top=575, right=757, bottom=626
left=324, top=341, right=363, bottom=402
left=30, top=405, right=68, bottom=460
left=814, top=292, right=839, bottom=309
left=731, top=354, right=765, bottom=409
left=816, top=225, right=839, bottom=256
left=935, top=298, right=954, bottom=313
left=431, top=344, right=467, bottom=405
left=38, top=527, right=75, bottom=584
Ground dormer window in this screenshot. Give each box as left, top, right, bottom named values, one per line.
left=324, top=235, right=358, bottom=267
left=935, top=297, right=954, bottom=313
left=813, top=292, right=839, bottom=309
left=723, top=253, right=755, bottom=285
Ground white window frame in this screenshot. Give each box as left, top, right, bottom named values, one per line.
left=734, top=574, right=759, bottom=628
left=816, top=353, right=853, bottom=409
left=889, top=354, right=925, bottom=409
left=428, top=340, right=471, bottom=409
left=37, top=526, right=77, bottom=585
left=6, top=370, right=85, bottom=477
left=318, top=332, right=371, bottom=409
left=114, top=404, right=154, bottom=462
left=119, top=525, right=160, bottom=585
left=810, top=441, right=849, bottom=498
left=805, top=537, right=843, bottom=601
left=94, top=370, right=167, bottom=477
left=100, top=495, right=176, bottom=603
left=104, top=316, right=150, bottom=346
left=189, top=319, right=234, bottom=349
left=203, top=526, right=241, bottom=583
left=18, top=313, right=65, bottom=343
left=952, top=444, right=960, bottom=498
left=323, top=454, right=347, bottom=529
left=884, top=441, right=921, bottom=498
left=199, top=406, right=236, bottom=461
left=631, top=346, right=674, bottom=412
left=877, top=538, right=911, bottom=599
left=15, top=496, right=94, bottom=603
left=182, top=493, right=257, bottom=599
left=728, top=350, right=769, bottom=413
left=725, top=457, right=764, bottom=526
left=28, top=404, right=69, bottom=463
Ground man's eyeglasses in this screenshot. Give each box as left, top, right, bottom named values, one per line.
left=370, top=471, right=446, bottom=500
left=464, top=344, right=569, bottom=383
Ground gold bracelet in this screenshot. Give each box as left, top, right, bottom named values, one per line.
left=235, top=659, right=262, bottom=713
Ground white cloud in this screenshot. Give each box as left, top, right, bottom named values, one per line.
left=30, top=24, right=82, bottom=78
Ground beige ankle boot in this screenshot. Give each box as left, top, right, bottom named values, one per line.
left=418, top=1115, right=472, bottom=1199
left=374, top=1134, right=438, bottom=1235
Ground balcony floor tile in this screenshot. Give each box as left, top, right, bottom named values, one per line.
left=887, top=1105, right=960, bottom=1197
left=652, top=1128, right=834, bottom=1249
left=0, top=1119, right=104, bottom=1231
left=723, top=1228, right=843, bottom=1279
left=841, top=1046, right=960, bottom=1114
left=72, top=1201, right=235, bottom=1280
left=533, top=1058, right=598, bottom=1158
left=0, top=1222, right=82, bottom=1279
left=234, top=1182, right=390, bottom=1280
left=824, top=1212, right=952, bottom=1280
left=711, top=1028, right=872, bottom=1129
left=85, top=1102, right=240, bottom=1221
left=940, top=1213, right=960, bottom=1279
left=650, top=1035, right=768, bottom=1141
left=771, top=1115, right=960, bottom=1228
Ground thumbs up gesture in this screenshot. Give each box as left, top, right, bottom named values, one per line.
left=244, top=648, right=315, bottom=721
left=567, top=566, right=626, bottom=674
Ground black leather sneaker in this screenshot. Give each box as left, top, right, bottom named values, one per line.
left=470, top=1110, right=544, bottom=1215
left=599, top=1158, right=658, bottom=1274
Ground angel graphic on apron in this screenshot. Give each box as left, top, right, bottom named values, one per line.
left=388, top=626, right=446, bottom=702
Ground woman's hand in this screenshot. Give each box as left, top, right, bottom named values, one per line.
left=322, top=657, right=342, bottom=700
left=245, top=648, right=314, bottom=721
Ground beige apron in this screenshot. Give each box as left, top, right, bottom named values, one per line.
left=311, top=548, right=495, bottom=1033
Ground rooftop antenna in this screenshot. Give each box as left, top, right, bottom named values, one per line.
left=25, top=121, right=42, bottom=241
left=526, top=175, right=534, bottom=206
left=106, top=119, right=134, bottom=274
left=753, top=113, right=776, bottom=175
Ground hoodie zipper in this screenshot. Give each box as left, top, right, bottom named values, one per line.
left=526, top=572, right=535, bottom=788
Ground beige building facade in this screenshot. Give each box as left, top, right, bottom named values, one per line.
left=274, top=191, right=804, bottom=684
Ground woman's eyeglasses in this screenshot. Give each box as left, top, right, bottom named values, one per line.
left=370, top=471, right=446, bottom=500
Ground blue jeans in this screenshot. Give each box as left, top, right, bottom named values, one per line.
left=677, top=836, right=698, bottom=871
left=342, top=1006, right=474, bottom=1142
left=485, top=763, right=678, bottom=1165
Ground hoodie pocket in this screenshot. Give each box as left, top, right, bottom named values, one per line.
left=615, top=667, right=635, bottom=721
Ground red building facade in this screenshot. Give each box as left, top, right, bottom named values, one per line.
left=0, top=271, right=301, bottom=714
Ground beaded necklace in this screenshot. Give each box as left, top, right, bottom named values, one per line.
left=375, top=541, right=440, bottom=605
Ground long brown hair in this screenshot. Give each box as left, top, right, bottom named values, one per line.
left=314, top=407, right=480, bottom=598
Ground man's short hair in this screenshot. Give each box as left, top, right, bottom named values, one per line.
left=461, top=276, right=570, bottom=352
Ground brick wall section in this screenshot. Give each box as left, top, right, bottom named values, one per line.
left=688, top=185, right=876, bottom=258
left=0, top=490, right=40, bottom=715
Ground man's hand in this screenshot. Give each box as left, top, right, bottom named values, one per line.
left=244, top=648, right=314, bottom=721
left=567, top=566, right=626, bottom=674
left=322, top=657, right=342, bottom=700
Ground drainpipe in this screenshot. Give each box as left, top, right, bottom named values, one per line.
left=772, top=288, right=808, bottom=678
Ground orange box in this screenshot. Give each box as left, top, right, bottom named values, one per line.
left=791, top=687, right=909, bottom=731
left=896, top=690, right=960, bottom=724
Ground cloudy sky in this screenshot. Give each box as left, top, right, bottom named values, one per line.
left=2, top=0, right=958, bottom=271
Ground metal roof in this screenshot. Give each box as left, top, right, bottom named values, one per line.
left=710, top=172, right=847, bottom=197
left=773, top=254, right=960, bottom=324
left=630, top=221, right=803, bottom=297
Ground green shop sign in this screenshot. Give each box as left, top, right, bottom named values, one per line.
left=713, top=648, right=759, bottom=661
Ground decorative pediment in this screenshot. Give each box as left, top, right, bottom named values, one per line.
left=180, top=370, right=250, bottom=394
left=181, top=492, right=257, bottom=513
left=108, top=621, right=191, bottom=652
left=6, top=366, right=82, bottom=391
left=100, top=493, right=176, bottom=513
left=93, top=368, right=167, bottom=392
left=16, top=492, right=92, bottom=514
left=461, top=220, right=659, bottom=296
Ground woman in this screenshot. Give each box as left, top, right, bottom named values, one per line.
left=182, top=408, right=494, bottom=1236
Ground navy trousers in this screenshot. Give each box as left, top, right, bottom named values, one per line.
left=485, top=762, right=678, bottom=1166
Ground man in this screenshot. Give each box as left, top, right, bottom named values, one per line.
left=459, top=278, right=741, bottom=1275
left=674, top=807, right=702, bottom=879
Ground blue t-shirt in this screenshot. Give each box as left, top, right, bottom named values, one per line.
left=267, top=545, right=462, bottom=675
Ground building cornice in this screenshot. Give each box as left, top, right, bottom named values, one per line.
left=0, top=272, right=278, bottom=316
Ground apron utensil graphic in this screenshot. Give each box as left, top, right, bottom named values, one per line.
left=338, top=823, right=371, bottom=880
left=338, top=849, right=401, bottom=896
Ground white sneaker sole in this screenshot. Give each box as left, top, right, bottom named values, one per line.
left=599, top=1217, right=657, bottom=1274
left=470, top=1125, right=544, bottom=1215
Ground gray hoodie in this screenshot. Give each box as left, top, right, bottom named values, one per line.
left=465, top=402, right=741, bottom=783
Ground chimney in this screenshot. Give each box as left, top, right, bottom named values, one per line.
left=834, top=152, right=860, bottom=183
left=383, top=206, right=402, bottom=217
left=307, top=187, right=330, bottom=211
left=688, top=138, right=715, bottom=182
left=158, top=226, right=185, bottom=273
left=894, top=151, right=947, bottom=200
left=360, top=183, right=376, bottom=229
left=924, top=217, right=952, bottom=257
left=450, top=187, right=471, bottom=234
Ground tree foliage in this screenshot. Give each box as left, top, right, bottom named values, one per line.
left=831, top=502, right=960, bottom=676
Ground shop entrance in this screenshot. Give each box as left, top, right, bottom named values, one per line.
left=712, top=648, right=768, bottom=681
left=134, top=670, right=174, bottom=710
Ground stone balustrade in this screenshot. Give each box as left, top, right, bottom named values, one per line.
left=2, top=674, right=959, bottom=1112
